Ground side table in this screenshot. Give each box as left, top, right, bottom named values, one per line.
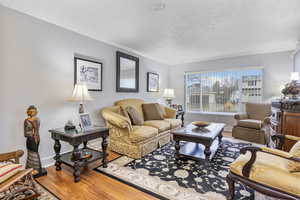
left=176, top=111, right=185, bottom=127
left=49, top=126, right=109, bottom=182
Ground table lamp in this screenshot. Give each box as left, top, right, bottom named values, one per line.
left=163, top=88, right=175, bottom=106
left=70, top=84, right=93, bottom=113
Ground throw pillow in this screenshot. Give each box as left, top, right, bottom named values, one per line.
left=120, top=106, right=130, bottom=119
left=159, top=104, right=167, bottom=117
left=0, top=163, right=23, bottom=183
left=126, top=106, right=144, bottom=125
left=142, top=103, right=164, bottom=120
left=287, top=141, right=300, bottom=172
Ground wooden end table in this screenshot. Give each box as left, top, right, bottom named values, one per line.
left=49, top=126, right=109, bottom=182
left=171, top=123, right=225, bottom=161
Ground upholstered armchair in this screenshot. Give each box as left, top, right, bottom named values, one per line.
left=0, top=150, right=40, bottom=200
left=232, top=103, right=271, bottom=144
left=226, top=135, right=300, bottom=200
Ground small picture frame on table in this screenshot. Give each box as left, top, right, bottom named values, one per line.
left=79, top=113, right=93, bottom=131
left=177, top=105, right=183, bottom=111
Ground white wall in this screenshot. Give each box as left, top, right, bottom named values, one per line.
left=169, top=51, right=294, bottom=130
left=0, top=6, right=170, bottom=166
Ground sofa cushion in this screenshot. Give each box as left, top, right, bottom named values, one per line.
left=230, top=151, right=300, bottom=197
left=0, top=163, right=23, bottom=184
left=237, top=119, right=262, bottom=129
left=115, top=99, right=145, bottom=121
left=164, top=118, right=182, bottom=129
left=129, top=126, right=158, bottom=143
left=159, top=105, right=167, bottom=117
left=144, top=120, right=170, bottom=132
left=287, top=141, right=300, bottom=172
left=125, top=106, right=144, bottom=125
left=142, top=103, right=164, bottom=120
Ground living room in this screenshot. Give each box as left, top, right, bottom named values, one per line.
left=1, top=1, right=300, bottom=200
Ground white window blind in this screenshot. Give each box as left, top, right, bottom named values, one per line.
left=185, top=68, right=263, bottom=113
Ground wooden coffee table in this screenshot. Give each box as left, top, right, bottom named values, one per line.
left=171, top=123, right=225, bottom=161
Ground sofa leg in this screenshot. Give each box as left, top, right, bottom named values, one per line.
left=226, top=173, right=235, bottom=200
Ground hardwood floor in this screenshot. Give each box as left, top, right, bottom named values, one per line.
left=36, top=151, right=157, bottom=200
left=37, top=132, right=233, bottom=200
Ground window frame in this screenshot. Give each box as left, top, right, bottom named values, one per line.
left=184, top=66, right=264, bottom=114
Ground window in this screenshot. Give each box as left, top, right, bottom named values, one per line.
left=185, top=68, right=263, bottom=113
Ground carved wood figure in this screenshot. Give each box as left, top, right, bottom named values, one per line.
left=24, top=105, right=47, bottom=178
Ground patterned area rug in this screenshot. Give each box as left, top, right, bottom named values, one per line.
left=96, top=138, right=255, bottom=200
left=0, top=182, right=58, bottom=200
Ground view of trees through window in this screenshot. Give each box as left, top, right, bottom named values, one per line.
left=185, top=68, right=263, bottom=113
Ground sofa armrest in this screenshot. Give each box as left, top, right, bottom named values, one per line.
left=263, top=116, right=271, bottom=125
left=272, top=134, right=300, bottom=150
left=239, top=146, right=300, bottom=177
left=102, top=109, right=132, bottom=131
left=164, top=107, right=177, bottom=118
left=0, top=150, right=24, bottom=164
left=234, top=113, right=248, bottom=120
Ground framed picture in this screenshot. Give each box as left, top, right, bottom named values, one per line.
left=74, top=57, right=103, bottom=91
left=177, top=105, right=183, bottom=111
left=116, top=51, right=139, bottom=92
left=79, top=113, right=93, bottom=131
left=147, top=72, right=159, bottom=92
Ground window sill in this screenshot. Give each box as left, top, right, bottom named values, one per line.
left=186, top=111, right=236, bottom=116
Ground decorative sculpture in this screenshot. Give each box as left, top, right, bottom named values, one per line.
left=24, top=105, right=47, bottom=178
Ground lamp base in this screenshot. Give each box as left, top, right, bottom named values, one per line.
left=166, top=99, right=172, bottom=107
left=79, top=103, right=84, bottom=114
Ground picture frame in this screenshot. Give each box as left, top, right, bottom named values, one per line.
left=177, top=105, right=183, bottom=111
left=79, top=113, right=93, bottom=131
left=74, top=57, right=103, bottom=91
left=147, top=72, right=159, bottom=92
left=116, top=51, right=139, bottom=92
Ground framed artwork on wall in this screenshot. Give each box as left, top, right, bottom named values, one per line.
left=116, top=51, right=139, bottom=92
left=74, top=57, right=103, bottom=91
left=147, top=72, right=159, bottom=92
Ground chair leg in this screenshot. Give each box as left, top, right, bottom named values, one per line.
left=226, top=173, right=235, bottom=200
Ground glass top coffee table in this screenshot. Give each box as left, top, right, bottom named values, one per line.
left=171, top=122, right=225, bottom=161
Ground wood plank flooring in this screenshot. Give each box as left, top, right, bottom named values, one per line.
left=36, top=151, right=157, bottom=200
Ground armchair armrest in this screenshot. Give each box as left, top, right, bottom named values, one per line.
left=234, top=113, right=248, bottom=120
left=164, top=106, right=177, bottom=118
left=102, top=110, right=132, bottom=131
left=0, top=150, right=24, bottom=164
left=239, top=146, right=300, bottom=177
left=272, top=134, right=300, bottom=150
left=263, top=116, right=271, bottom=125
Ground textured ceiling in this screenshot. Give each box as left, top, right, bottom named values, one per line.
left=1, top=0, right=300, bottom=65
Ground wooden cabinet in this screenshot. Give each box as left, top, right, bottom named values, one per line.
left=271, top=99, right=300, bottom=151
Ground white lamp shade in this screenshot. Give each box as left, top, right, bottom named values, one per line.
left=163, top=88, right=175, bottom=99
left=290, top=72, right=300, bottom=81
left=70, top=84, right=93, bottom=102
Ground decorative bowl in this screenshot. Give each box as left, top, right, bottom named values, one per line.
left=192, top=121, right=210, bottom=128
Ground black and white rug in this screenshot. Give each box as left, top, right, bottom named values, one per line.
left=95, top=138, right=256, bottom=200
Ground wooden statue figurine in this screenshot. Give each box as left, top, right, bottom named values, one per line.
left=24, top=105, right=47, bottom=178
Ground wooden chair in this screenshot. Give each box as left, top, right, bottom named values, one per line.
left=0, top=150, right=40, bottom=200
left=226, top=135, right=300, bottom=200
